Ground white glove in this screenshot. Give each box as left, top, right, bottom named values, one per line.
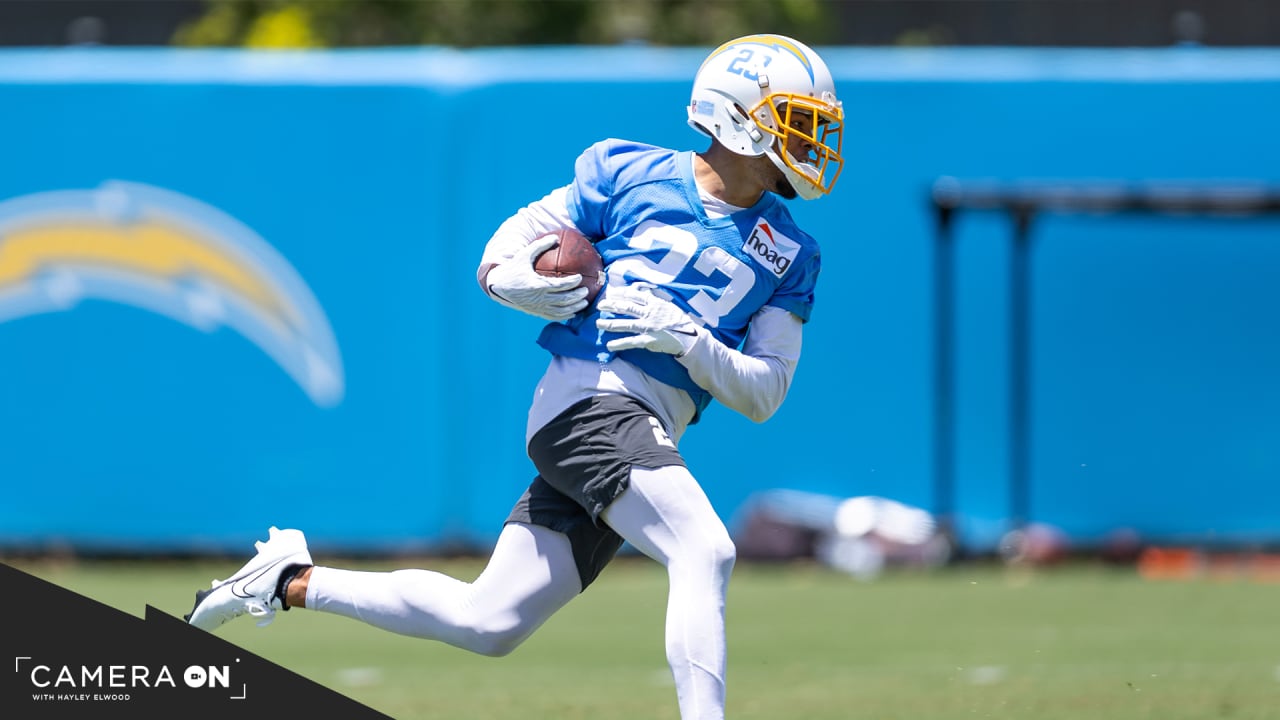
left=596, top=285, right=703, bottom=356
left=485, top=235, right=589, bottom=321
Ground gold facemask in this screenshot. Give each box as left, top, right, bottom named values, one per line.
left=752, top=92, right=844, bottom=196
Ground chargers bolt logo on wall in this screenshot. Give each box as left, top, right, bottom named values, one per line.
left=0, top=181, right=344, bottom=407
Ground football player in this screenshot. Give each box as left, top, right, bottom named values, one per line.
left=187, top=34, right=843, bottom=720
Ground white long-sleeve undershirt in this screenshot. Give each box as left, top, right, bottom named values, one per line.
left=677, top=304, right=801, bottom=424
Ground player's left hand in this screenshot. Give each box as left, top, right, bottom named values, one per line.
left=596, top=285, right=703, bottom=357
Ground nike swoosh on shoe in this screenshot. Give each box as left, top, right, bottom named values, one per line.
left=230, top=557, right=291, bottom=599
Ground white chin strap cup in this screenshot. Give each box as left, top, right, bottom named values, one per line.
left=765, top=148, right=824, bottom=200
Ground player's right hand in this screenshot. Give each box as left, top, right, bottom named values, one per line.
left=485, top=235, right=589, bottom=321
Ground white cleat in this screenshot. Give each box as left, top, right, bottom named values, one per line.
left=184, top=526, right=312, bottom=632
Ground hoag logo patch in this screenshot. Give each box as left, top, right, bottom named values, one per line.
left=742, top=219, right=800, bottom=278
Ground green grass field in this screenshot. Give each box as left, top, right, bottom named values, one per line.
left=14, top=557, right=1280, bottom=719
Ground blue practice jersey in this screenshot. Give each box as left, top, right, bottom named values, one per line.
left=537, top=139, right=822, bottom=419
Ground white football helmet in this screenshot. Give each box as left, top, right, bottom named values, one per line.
left=688, top=34, right=844, bottom=200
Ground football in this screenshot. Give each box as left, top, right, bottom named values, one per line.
left=533, top=227, right=605, bottom=304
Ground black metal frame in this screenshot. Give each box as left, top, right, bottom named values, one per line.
left=929, top=179, right=1280, bottom=549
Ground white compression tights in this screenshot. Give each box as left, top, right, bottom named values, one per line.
left=602, top=465, right=736, bottom=720
left=305, top=464, right=736, bottom=720
left=304, top=522, right=581, bottom=657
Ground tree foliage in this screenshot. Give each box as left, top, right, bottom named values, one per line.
left=173, top=0, right=834, bottom=48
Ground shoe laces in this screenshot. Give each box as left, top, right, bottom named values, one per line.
left=246, top=599, right=278, bottom=627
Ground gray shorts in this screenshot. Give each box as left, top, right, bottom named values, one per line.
left=506, top=393, right=685, bottom=590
